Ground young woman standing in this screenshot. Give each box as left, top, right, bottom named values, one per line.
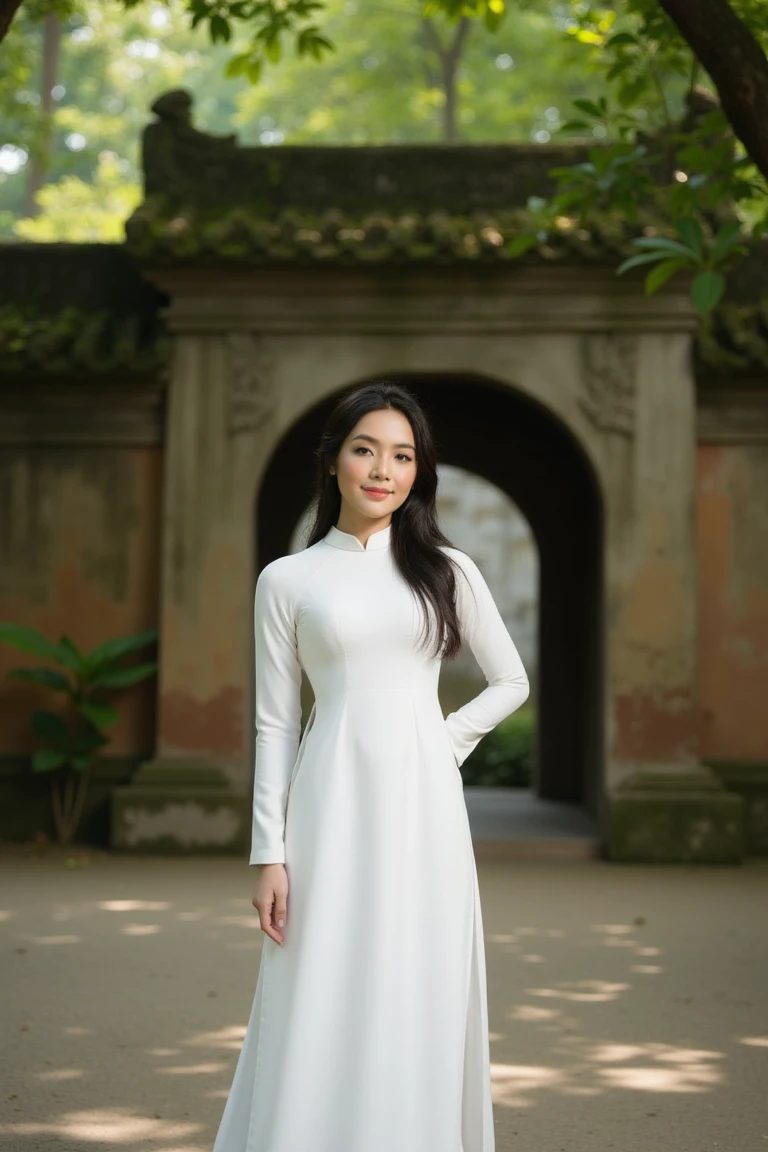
left=212, top=379, right=530, bottom=1152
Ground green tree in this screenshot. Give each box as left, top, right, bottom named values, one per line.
left=511, top=1, right=768, bottom=312
left=0, top=0, right=604, bottom=236
left=2, top=0, right=767, bottom=312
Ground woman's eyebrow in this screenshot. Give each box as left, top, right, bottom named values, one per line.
left=351, top=433, right=416, bottom=451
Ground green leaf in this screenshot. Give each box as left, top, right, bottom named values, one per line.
left=0, top=624, right=63, bottom=663
left=616, top=251, right=669, bottom=275
left=57, top=635, right=86, bottom=673
left=224, top=54, right=249, bottom=79
left=632, top=236, right=697, bottom=259
left=572, top=98, right=604, bottom=119
left=675, top=217, right=704, bottom=259
left=89, top=662, right=157, bottom=689
left=209, top=15, right=231, bottom=43
left=86, top=629, right=158, bottom=670
left=31, top=710, right=70, bottom=748
left=709, top=220, right=745, bottom=262
left=80, top=727, right=110, bottom=751
left=32, top=748, right=69, bottom=773
left=605, top=32, right=638, bottom=47
left=506, top=233, right=539, bottom=257
left=645, top=257, right=687, bottom=295
left=70, top=755, right=92, bottom=772
left=77, top=700, right=119, bottom=729
left=691, top=270, right=726, bottom=314
left=6, top=667, right=71, bottom=692
left=246, top=58, right=263, bottom=84
left=264, top=36, right=282, bottom=64
left=606, top=58, right=634, bottom=81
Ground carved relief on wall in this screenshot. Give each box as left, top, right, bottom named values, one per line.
left=225, top=333, right=275, bottom=435
left=578, top=332, right=638, bottom=437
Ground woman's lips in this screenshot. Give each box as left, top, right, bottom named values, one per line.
left=362, top=488, right=391, bottom=500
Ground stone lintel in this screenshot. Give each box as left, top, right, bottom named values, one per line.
left=144, top=267, right=699, bottom=336
left=697, top=387, right=768, bottom=444
left=0, top=379, right=166, bottom=447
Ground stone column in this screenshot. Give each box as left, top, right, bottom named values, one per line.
left=601, top=331, right=743, bottom=861
left=112, top=322, right=274, bottom=853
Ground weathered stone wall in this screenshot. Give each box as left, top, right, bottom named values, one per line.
left=0, top=444, right=162, bottom=756
left=697, top=442, right=768, bottom=760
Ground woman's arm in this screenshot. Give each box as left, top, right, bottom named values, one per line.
left=443, top=550, right=530, bottom=768
left=249, top=561, right=303, bottom=865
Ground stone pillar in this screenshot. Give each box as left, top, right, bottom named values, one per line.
left=112, top=327, right=273, bottom=852
left=601, top=332, right=743, bottom=861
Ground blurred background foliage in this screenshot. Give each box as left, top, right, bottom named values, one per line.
left=461, top=709, right=535, bottom=788
left=0, top=0, right=610, bottom=240
left=0, top=0, right=766, bottom=300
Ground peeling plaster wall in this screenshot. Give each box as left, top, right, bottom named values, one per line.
left=698, top=444, right=768, bottom=760
left=0, top=446, right=162, bottom=756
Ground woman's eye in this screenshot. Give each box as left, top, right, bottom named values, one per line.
left=353, top=446, right=412, bottom=463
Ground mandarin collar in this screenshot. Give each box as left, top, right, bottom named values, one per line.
left=323, top=523, right=392, bottom=552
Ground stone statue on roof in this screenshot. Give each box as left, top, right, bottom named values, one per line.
left=142, top=89, right=238, bottom=202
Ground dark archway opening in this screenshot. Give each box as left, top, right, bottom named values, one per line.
left=257, top=374, right=604, bottom=820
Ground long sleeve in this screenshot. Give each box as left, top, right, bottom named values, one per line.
left=249, top=562, right=303, bottom=866
left=443, top=550, right=530, bottom=769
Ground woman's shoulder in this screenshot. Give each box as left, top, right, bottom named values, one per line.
left=438, top=543, right=480, bottom=575
left=256, top=540, right=328, bottom=598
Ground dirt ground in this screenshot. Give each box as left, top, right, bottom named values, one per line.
left=1, top=847, right=767, bottom=1152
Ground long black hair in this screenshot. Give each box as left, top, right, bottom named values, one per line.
left=304, top=379, right=464, bottom=661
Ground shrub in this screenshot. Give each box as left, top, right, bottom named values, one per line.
left=460, top=708, right=535, bottom=788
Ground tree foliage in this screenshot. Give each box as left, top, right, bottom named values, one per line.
left=2, top=0, right=767, bottom=311
left=0, top=0, right=604, bottom=235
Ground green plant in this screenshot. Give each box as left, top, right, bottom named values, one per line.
left=616, top=215, right=747, bottom=313
left=0, top=624, right=158, bottom=846
left=460, top=707, right=535, bottom=788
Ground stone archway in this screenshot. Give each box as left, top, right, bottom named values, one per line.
left=112, top=265, right=743, bottom=862
left=257, top=372, right=603, bottom=819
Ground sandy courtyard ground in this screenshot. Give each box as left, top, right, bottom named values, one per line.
left=1, top=849, right=767, bottom=1152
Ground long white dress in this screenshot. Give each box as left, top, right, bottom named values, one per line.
left=212, top=520, right=529, bottom=1152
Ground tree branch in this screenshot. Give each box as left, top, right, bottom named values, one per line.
left=0, top=0, right=23, bottom=44
left=658, top=0, right=768, bottom=182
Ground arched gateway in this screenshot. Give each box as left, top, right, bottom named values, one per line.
left=110, top=91, right=743, bottom=862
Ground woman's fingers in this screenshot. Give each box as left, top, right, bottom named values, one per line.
left=253, top=884, right=287, bottom=946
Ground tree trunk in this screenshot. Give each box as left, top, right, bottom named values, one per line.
left=658, top=0, right=768, bottom=183
left=24, top=12, right=62, bottom=218
left=421, top=17, right=471, bottom=143
left=441, top=18, right=470, bottom=143
left=0, top=0, right=23, bottom=44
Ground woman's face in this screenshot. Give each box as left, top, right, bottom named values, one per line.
left=331, top=407, right=418, bottom=525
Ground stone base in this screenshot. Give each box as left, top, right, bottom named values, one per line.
left=605, top=765, right=744, bottom=864
left=706, top=760, right=768, bottom=856
left=111, top=758, right=249, bottom=854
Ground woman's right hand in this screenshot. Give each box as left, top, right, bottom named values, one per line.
left=253, top=863, right=288, bottom=946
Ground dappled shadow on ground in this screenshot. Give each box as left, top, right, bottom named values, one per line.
left=483, top=859, right=768, bottom=1152
left=1, top=852, right=767, bottom=1152
left=1, top=853, right=264, bottom=1152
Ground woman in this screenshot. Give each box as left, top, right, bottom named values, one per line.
left=212, top=379, right=530, bottom=1152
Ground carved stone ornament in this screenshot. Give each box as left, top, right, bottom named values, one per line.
left=142, top=89, right=237, bottom=202
left=578, top=333, right=637, bottom=437
left=225, top=333, right=276, bottom=435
